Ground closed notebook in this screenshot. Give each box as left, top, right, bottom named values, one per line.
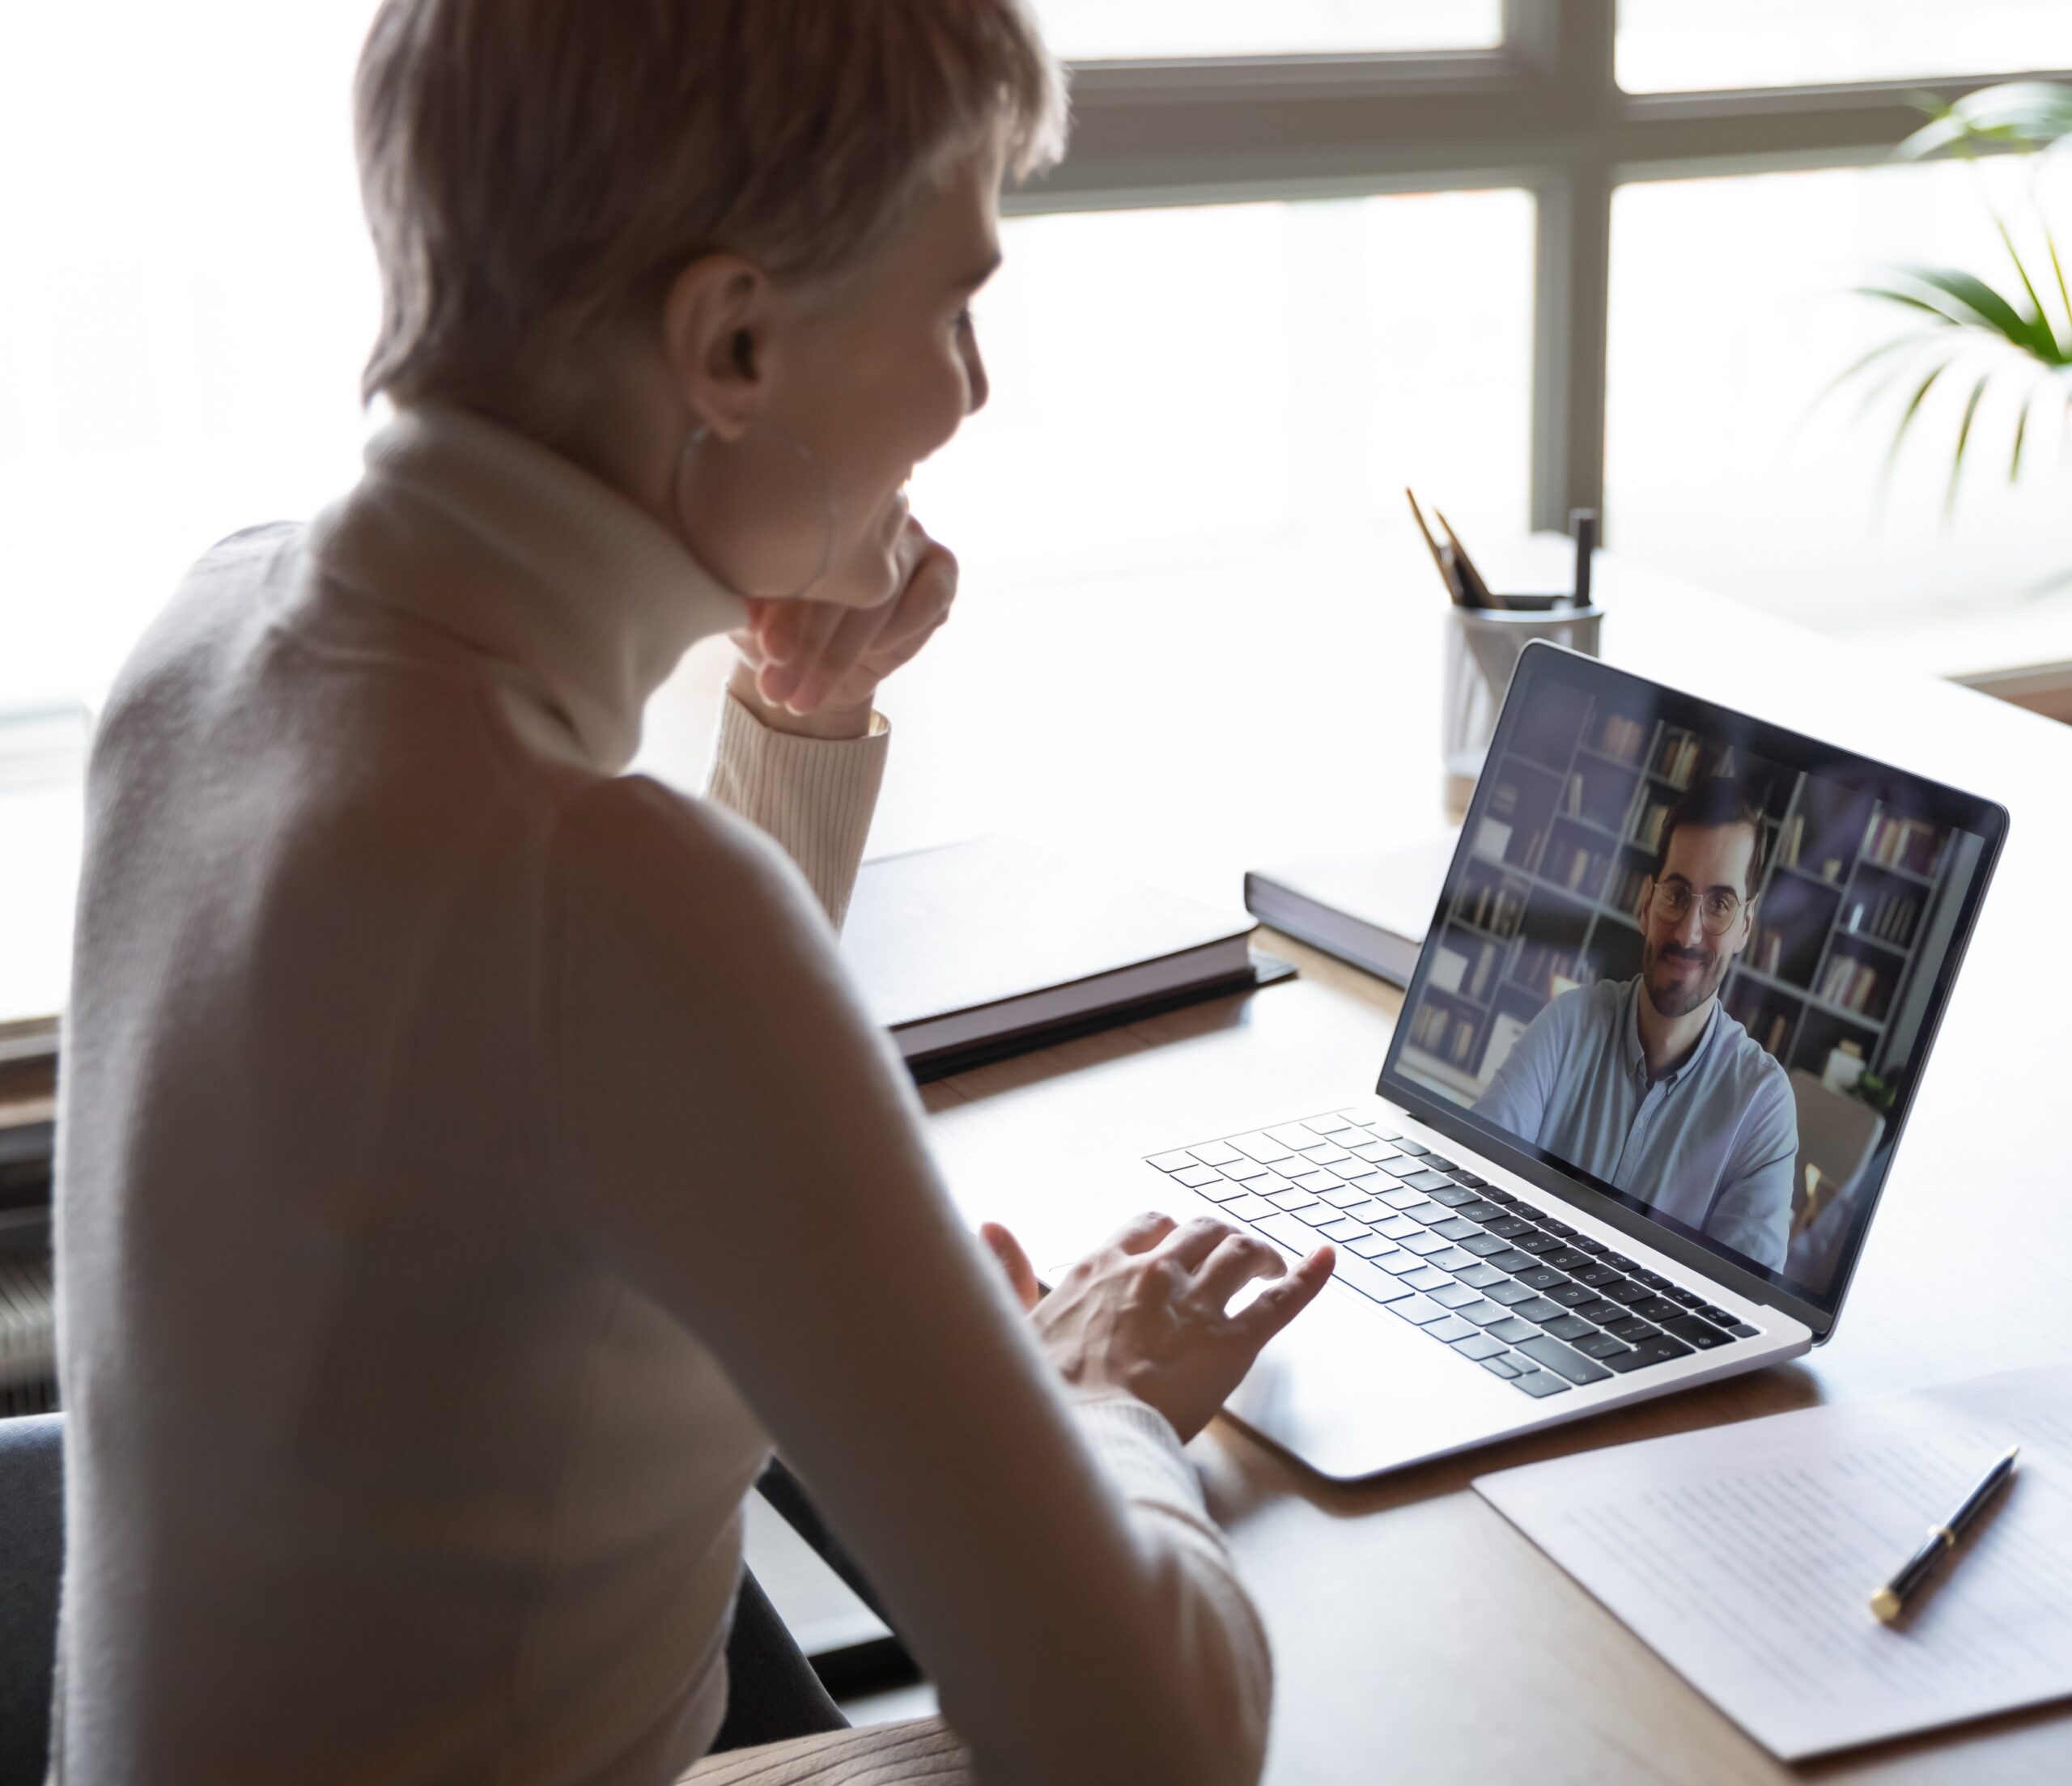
left=1242, top=832, right=1460, bottom=987
left=841, top=836, right=1263, bottom=1075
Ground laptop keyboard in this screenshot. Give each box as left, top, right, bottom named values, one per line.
left=1147, top=1109, right=1763, bottom=1399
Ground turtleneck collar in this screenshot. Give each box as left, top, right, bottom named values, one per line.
left=312, top=403, right=745, bottom=774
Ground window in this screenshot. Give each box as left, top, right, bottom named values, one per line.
left=1607, top=156, right=2070, bottom=644
left=1032, top=2, right=1502, bottom=62
left=1617, top=1, right=2072, bottom=95
left=910, top=189, right=1535, bottom=590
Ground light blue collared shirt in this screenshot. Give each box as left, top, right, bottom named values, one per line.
left=1473, top=976, right=1797, bottom=1271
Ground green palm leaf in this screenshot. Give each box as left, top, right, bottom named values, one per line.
left=1878, top=355, right=1957, bottom=508
left=1945, top=371, right=1993, bottom=520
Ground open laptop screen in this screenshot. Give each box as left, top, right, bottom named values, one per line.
left=1381, top=644, right=2004, bottom=1326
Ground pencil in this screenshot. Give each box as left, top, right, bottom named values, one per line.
left=1405, top=488, right=1467, bottom=605
left=1434, top=508, right=1501, bottom=609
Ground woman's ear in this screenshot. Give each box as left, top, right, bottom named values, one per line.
left=662, top=252, right=772, bottom=443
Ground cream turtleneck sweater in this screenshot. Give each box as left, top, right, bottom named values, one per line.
left=51, top=407, right=1269, bottom=1786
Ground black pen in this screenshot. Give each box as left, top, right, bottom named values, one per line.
left=1870, top=1444, right=2019, bottom=1623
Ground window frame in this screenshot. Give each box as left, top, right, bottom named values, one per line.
left=1013, top=0, right=2072, bottom=536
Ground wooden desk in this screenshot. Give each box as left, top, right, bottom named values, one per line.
left=906, top=549, right=2072, bottom=1783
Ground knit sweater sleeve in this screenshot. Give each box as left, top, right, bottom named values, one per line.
left=550, top=778, right=1272, bottom=1786
left=701, top=690, right=888, bottom=929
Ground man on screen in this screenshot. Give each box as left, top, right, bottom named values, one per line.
left=1475, top=778, right=1798, bottom=1269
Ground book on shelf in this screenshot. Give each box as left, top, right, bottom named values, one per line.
left=1242, top=832, right=1459, bottom=988
left=843, top=836, right=1277, bottom=1079
left=1860, top=810, right=1944, bottom=877
left=1815, top=954, right=1883, bottom=1017
left=1594, top=713, right=1648, bottom=766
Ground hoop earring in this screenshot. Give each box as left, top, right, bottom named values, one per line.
left=675, top=419, right=839, bottom=600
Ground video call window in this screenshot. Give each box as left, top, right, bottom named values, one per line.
left=1397, top=672, right=1988, bottom=1299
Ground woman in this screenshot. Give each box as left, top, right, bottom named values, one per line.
left=53, top=4, right=1334, bottom=1782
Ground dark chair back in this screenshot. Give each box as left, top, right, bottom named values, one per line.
left=0, top=1414, right=62, bottom=1786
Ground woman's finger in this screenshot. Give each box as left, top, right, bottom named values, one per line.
left=979, top=1220, right=1045, bottom=1312
left=1155, top=1215, right=1239, bottom=1274
left=1189, top=1232, right=1288, bottom=1309
left=758, top=600, right=843, bottom=708
left=1105, top=1211, right=1178, bottom=1255
left=1234, top=1245, right=1335, bottom=1345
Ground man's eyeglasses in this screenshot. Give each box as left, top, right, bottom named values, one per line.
left=1645, top=880, right=1747, bottom=935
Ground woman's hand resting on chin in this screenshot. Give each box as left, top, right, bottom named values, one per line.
left=728, top=515, right=958, bottom=739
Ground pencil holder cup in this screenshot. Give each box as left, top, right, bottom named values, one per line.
left=1441, top=604, right=1604, bottom=820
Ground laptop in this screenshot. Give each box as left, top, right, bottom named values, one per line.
left=1122, top=643, right=2006, bottom=1479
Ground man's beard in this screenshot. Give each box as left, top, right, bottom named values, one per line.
left=1641, top=937, right=1725, bottom=1020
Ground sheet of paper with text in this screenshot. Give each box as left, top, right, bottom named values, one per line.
left=1473, top=1366, right=2072, bottom=1759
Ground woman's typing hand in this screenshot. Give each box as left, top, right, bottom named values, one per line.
left=982, top=1214, right=1335, bottom=1444
left=728, top=516, right=957, bottom=738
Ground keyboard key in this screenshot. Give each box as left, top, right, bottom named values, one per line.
left=1424, top=1314, right=1477, bottom=1343
left=1485, top=1281, right=1537, bottom=1307
left=1485, top=1215, right=1534, bottom=1238
left=1400, top=1202, right=1450, bottom=1225
left=1514, top=1265, right=1571, bottom=1292
left=1249, top=1173, right=1293, bottom=1195
left=1603, top=1253, right=1637, bottom=1269
left=1728, top=1321, right=1760, bottom=1338
left=1300, top=1144, right=1354, bottom=1165
left=1457, top=1301, right=1510, bottom=1327
left=1424, top=1156, right=1459, bottom=1171
left=1575, top=1237, right=1609, bottom=1255
left=1404, top=1266, right=1453, bottom=1292
left=1696, top=1305, right=1736, bottom=1326
left=1489, top=1317, right=1539, bottom=1343
left=1402, top=1170, right=1456, bottom=1194
left=1400, top=1232, right=1450, bottom=1257
left=1666, top=1287, right=1704, bottom=1307
left=1515, top=1232, right=1565, bottom=1256
left=1575, top=1332, right=1633, bottom=1361
left=1631, top=1296, right=1687, bottom=1325
left=1662, top=1313, right=1734, bottom=1350
left=1309, top=1115, right=1357, bottom=1134
left=1221, top=1194, right=1276, bottom=1221
left=1514, top=1334, right=1613, bottom=1385
left=1480, top=1354, right=1522, bottom=1379
left=1291, top=1171, right=1346, bottom=1194
left=1543, top=1313, right=1598, bottom=1342
left=1601, top=1279, right=1651, bottom=1305
left=1479, top=1189, right=1519, bottom=1206
left=1267, top=1190, right=1322, bottom=1213
left=1459, top=1233, right=1511, bottom=1258
left=1191, top=1179, right=1252, bottom=1205
left=1509, top=1370, right=1570, bottom=1398
left=1378, top=1188, right=1426, bottom=1209
left=1510, top=1296, right=1567, bottom=1324
left=1544, top=1248, right=1593, bottom=1272
left=1391, top=1141, right=1430, bottom=1157
left=1387, top=1294, right=1450, bottom=1326
left=1190, top=1142, right=1244, bottom=1167
left=1327, top=1251, right=1417, bottom=1305
left=1547, top=1283, right=1597, bottom=1309
left=1335, top=1160, right=1381, bottom=1180
left=1348, top=1236, right=1396, bottom=1258
left=1539, top=1220, right=1578, bottom=1238
left=1569, top=1298, right=1624, bottom=1325
left=1429, top=1283, right=1481, bottom=1309
left=1374, top=1217, right=1423, bottom=1243
left=1249, top=1211, right=1323, bottom=1257
left=1267, top=1123, right=1326, bottom=1150
left=1633, top=1269, right=1670, bottom=1290
left=1341, top=1199, right=1392, bottom=1223
left=1379, top=1252, right=1429, bottom=1275
left=1452, top=1262, right=1507, bottom=1289
left=1457, top=1200, right=1504, bottom=1223
left=1453, top=1173, right=1489, bottom=1189
left=1221, top=1158, right=1273, bottom=1181
left=1604, top=1334, right=1696, bottom=1372
left=1427, top=1186, right=1480, bottom=1208
left=1149, top=1151, right=1196, bottom=1172
left=1603, top=1315, right=1661, bottom=1343
left=1233, top=1133, right=1296, bottom=1164
left=1434, top=1216, right=1482, bottom=1241
left=1319, top=1187, right=1371, bottom=1210
left=1347, top=1141, right=1392, bottom=1161
left=1488, top=1248, right=1538, bottom=1273
left=1318, top=1217, right=1374, bottom=1243
left=1453, top=1333, right=1509, bottom=1362
left=1428, top=1248, right=1480, bottom=1272
left=1572, top=1262, right=1624, bottom=1288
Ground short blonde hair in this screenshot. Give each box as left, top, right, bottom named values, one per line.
left=355, top=0, right=1067, bottom=414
